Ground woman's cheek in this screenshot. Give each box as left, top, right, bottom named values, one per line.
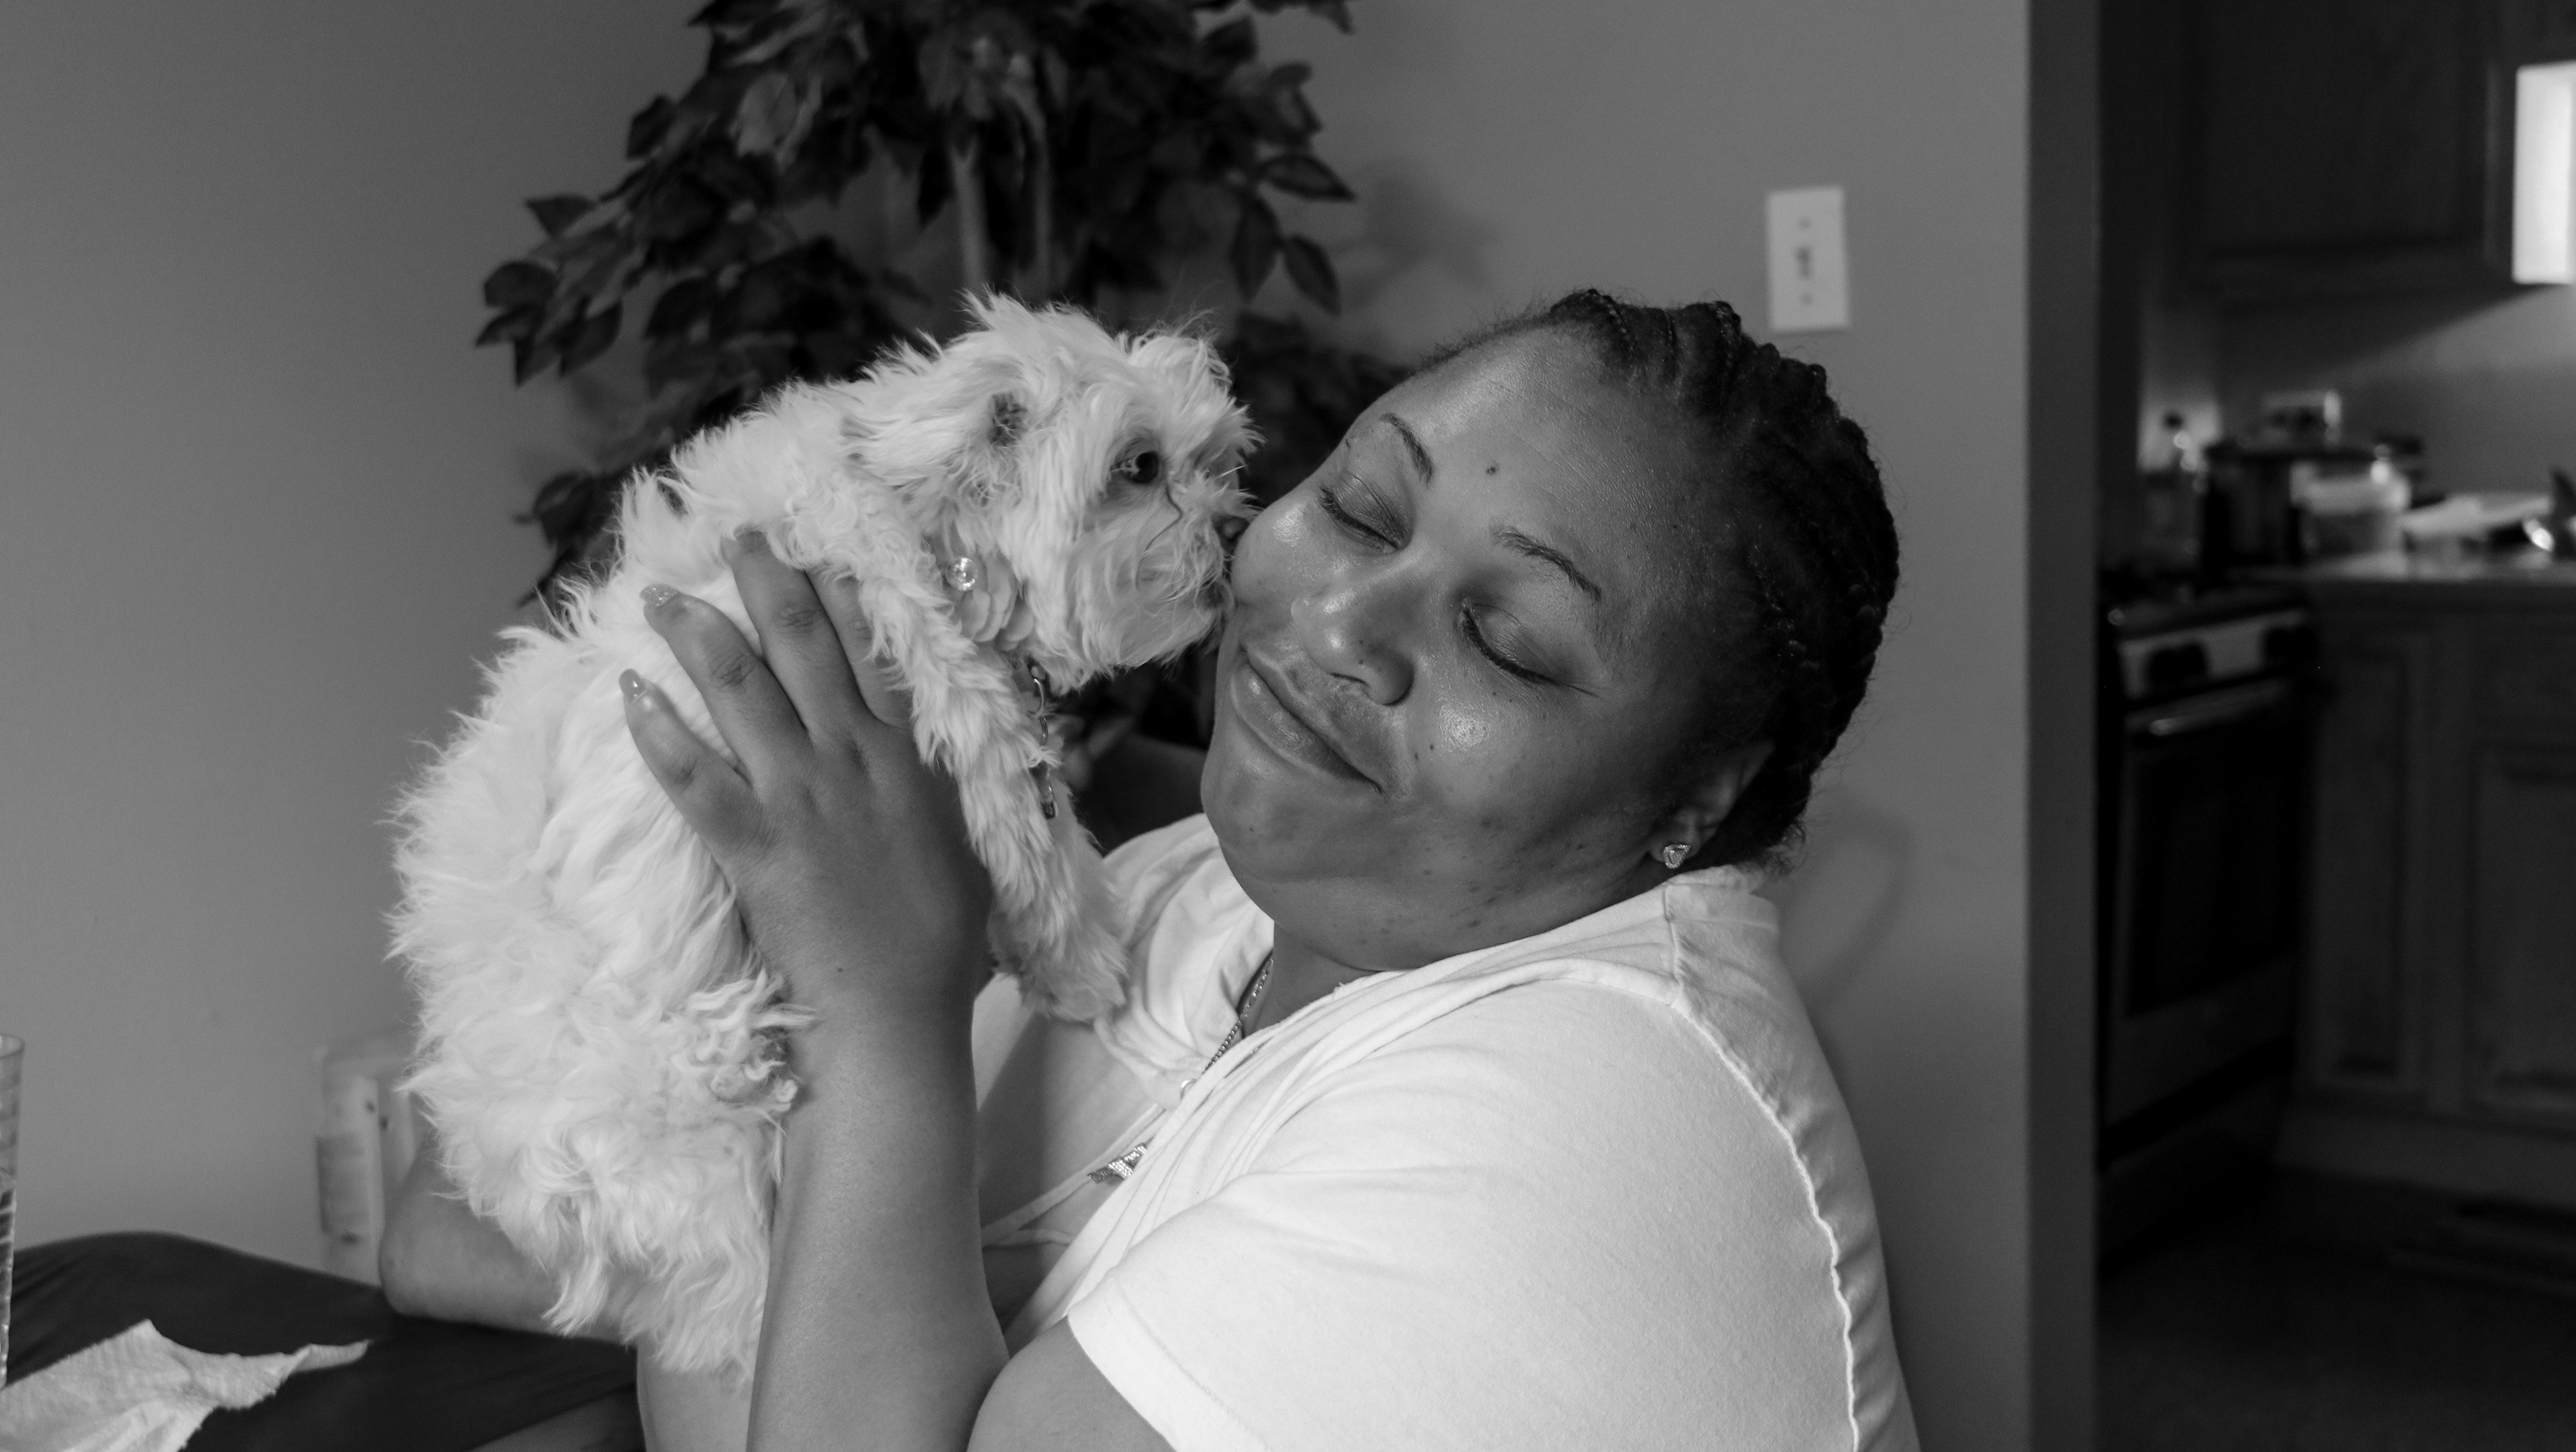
left=1436, top=698, right=1493, bottom=754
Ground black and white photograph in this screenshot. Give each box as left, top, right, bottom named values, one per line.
left=0, top=1, right=2571, bottom=1449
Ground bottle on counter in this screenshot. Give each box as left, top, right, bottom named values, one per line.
left=2139, top=411, right=2207, bottom=576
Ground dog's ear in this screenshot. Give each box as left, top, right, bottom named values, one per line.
left=949, top=388, right=1028, bottom=511
left=987, top=393, right=1026, bottom=451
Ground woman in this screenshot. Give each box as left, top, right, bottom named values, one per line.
left=384, top=291, right=1915, bottom=1451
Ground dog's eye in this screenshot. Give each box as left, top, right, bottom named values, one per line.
left=1116, top=450, right=1163, bottom=487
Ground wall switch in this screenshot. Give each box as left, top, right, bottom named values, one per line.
left=1766, top=187, right=1850, bottom=333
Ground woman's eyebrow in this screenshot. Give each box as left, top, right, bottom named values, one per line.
left=1381, top=413, right=1436, bottom=484
left=1493, top=525, right=1603, bottom=605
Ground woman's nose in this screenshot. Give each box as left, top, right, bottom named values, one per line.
left=1293, top=576, right=1414, bottom=706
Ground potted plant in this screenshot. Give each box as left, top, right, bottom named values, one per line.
left=476, top=0, right=1402, bottom=613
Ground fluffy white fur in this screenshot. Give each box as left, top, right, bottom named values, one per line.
left=395, top=297, right=1250, bottom=1383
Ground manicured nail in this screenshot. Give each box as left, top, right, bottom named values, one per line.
left=619, top=670, right=652, bottom=705
left=735, top=527, right=769, bottom=554
left=641, top=583, right=678, bottom=610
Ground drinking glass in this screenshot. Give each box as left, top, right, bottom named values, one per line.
left=1, top=1033, right=21, bottom=1389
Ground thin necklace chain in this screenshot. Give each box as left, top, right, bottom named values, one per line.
left=1204, top=953, right=1276, bottom=1068
left=1089, top=953, right=1275, bottom=1187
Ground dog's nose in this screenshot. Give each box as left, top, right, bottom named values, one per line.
left=1216, top=515, right=1249, bottom=548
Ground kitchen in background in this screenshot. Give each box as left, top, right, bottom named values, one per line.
left=2094, top=1, right=2576, bottom=1445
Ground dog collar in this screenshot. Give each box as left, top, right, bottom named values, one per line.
left=941, top=548, right=1061, bottom=820
left=1007, top=654, right=1062, bottom=820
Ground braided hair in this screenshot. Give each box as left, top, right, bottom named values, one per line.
left=1429, top=291, right=1899, bottom=870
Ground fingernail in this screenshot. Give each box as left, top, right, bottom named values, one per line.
left=619, top=670, right=653, bottom=707
left=641, top=583, right=678, bottom=610
left=735, top=527, right=769, bottom=554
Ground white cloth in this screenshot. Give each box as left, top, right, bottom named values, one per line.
left=995, top=816, right=1916, bottom=1452
left=0, top=1319, right=368, bottom=1452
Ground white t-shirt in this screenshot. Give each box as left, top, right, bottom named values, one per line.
left=968, top=816, right=1917, bottom=1452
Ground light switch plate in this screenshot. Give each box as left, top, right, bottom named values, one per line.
left=1766, top=187, right=1850, bottom=333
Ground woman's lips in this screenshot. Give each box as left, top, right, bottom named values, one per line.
left=1229, top=652, right=1376, bottom=786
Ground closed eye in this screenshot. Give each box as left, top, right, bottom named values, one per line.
left=1461, top=606, right=1548, bottom=682
left=1318, top=478, right=1401, bottom=548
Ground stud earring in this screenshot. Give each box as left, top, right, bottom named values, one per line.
left=1660, top=843, right=1691, bottom=870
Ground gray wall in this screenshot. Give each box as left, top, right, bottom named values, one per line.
left=0, top=1, right=697, bottom=1261
left=1268, top=2, right=2051, bottom=1445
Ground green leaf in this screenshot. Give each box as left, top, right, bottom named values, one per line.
left=559, top=303, right=623, bottom=374
left=1260, top=0, right=1356, bottom=32
left=627, top=97, right=680, bottom=159
left=1262, top=68, right=1320, bottom=139
left=481, top=260, right=555, bottom=310
left=639, top=176, right=724, bottom=244
left=645, top=340, right=722, bottom=395
left=735, top=71, right=818, bottom=161
left=1281, top=234, right=1338, bottom=313
left=690, top=0, right=771, bottom=32
left=476, top=305, right=542, bottom=348
left=1230, top=194, right=1280, bottom=299
left=646, top=276, right=716, bottom=340
left=512, top=332, right=560, bottom=386
left=527, top=194, right=593, bottom=238
left=544, top=231, right=629, bottom=306
left=1201, top=18, right=1256, bottom=71
left=1261, top=153, right=1352, bottom=201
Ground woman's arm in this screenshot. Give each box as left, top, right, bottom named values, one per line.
left=625, top=532, right=1169, bottom=1451
left=380, top=1131, right=584, bottom=1336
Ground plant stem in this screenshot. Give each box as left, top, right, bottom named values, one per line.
left=1016, top=101, right=1054, bottom=301
left=951, top=135, right=989, bottom=299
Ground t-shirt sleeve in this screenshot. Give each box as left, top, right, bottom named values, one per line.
left=1064, top=980, right=1862, bottom=1452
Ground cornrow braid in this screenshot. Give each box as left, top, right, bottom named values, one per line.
left=1436, top=289, right=1899, bottom=870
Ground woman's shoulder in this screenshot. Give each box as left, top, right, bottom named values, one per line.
left=1362, top=872, right=1910, bottom=1449
left=1421, top=866, right=1820, bottom=1096
left=1081, top=882, right=1914, bottom=1451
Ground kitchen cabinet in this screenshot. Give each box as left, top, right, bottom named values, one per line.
left=2284, top=564, right=2576, bottom=1204
left=2179, top=0, right=2512, bottom=301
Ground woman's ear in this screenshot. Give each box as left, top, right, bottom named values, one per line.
left=1654, top=739, right=1772, bottom=867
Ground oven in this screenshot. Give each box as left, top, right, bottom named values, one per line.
left=2097, top=585, right=2318, bottom=1254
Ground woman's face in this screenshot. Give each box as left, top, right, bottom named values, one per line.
left=1203, top=329, right=1748, bottom=971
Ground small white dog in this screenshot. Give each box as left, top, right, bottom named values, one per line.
left=396, top=296, right=1250, bottom=1382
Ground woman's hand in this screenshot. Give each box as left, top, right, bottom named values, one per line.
left=621, top=531, right=1169, bottom=1452
left=621, top=529, right=992, bottom=1033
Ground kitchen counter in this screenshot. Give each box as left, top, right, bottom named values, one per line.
left=2263, top=550, right=2576, bottom=609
